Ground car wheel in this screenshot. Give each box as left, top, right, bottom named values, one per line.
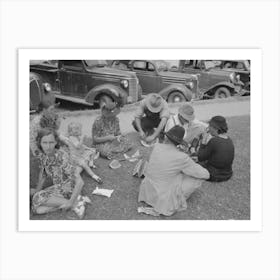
left=214, top=87, right=231, bottom=98
left=167, top=91, right=187, bottom=103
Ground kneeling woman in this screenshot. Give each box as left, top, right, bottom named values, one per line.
left=138, top=125, right=210, bottom=216
left=31, top=128, right=88, bottom=218
left=198, top=116, right=235, bottom=182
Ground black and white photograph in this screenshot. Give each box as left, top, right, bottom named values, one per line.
left=28, top=58, right=251, bottom=221
left=2, top=1, right=280, bottom=279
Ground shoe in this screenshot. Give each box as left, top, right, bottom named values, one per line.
left=72, top=195, right=86, bottom=219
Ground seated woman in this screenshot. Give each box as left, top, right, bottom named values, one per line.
left=30, top=102, right=60, bottom=157
left=138, top=125, right=210, bottom=217
left=197, top=116, right=235, bottom=182
left=91, top=101, right=132, bottom=159
left=31, top=128, right=90, bottom=219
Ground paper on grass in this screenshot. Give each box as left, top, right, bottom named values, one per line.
left=92, top=187, right=114, bottom=198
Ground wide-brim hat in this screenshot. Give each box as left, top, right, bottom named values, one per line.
left=178, top=103, right=195, bottom=121
left=208, top=116, right=228, bottom=133
left=146, top=93, right=164, bottom=113
left=165, top=125, right=185, bottom=145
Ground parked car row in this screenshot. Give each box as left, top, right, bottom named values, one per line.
left=30, top=59, right=250, bottom=112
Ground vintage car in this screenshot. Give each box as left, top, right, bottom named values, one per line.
left=30, top=71, right=55, bottom=112
left=217, top=60, right=250, bottom=94
left=177, top=60, right=244, bottom=98
left=29, top=60, right=141, bottom=108
left=111, top=60, right=199, bottom=102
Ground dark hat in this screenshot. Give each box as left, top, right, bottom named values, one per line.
left=165, top=125, right=185, bottom=145
left=209, top=116, right=228, bottom=133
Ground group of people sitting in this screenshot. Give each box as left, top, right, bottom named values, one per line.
left=29, top=93, right=235, bottom=218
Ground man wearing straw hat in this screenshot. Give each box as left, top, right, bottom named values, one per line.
left=165, top=103, right=208, bottom=146
left=132, top=93, right=170, bottom=143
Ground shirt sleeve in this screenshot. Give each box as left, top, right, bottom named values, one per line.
left=134, top=99, right=145, bottom=119
left=181, top=155, right=210, bottom=179
left=197, top=138, right=214, bottom=162
left=159, top=100, right=170, bottom=119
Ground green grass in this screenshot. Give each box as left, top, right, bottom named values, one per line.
left=30, top=115, right=250, bottom=220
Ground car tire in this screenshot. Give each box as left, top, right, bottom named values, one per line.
left=167, top=91, right=187, bottom=103
left=214, top=87, right=231, bottom=98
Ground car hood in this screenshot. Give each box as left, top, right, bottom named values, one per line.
left=86, top=66, right=137, bottom=79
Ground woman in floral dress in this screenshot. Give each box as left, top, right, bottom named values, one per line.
left=31, top=128, right=88, bottom=218
left=91, top=102, right=132, bottom=159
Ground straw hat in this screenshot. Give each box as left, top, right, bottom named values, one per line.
left=178, top=103, right=195, bottom=121
left=145, top=93, right=164, bottom=113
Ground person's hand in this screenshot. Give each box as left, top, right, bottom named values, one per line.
left=116, top=135, right=122, bottom=142
left=139, top=131, right=146, bottom=139
left=201, top=132, right=210, bottom=145
left=59, top=200, right=74, bottom=211
left=145, top=135, right=155, bottom=143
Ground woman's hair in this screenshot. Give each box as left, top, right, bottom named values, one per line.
left=67, top=122, right=82, bottom=136
left=40, top=109, right=60, bottom=130
left=36, top=128, right=60, bottom=152
left=209, top=116, right=228, bottom=134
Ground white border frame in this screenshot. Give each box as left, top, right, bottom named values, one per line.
left=19, top=49, right=261, bottom=232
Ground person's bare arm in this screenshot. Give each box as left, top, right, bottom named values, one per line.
left=146, top=118, right=167, bottom=142
left=92, top=135, right=116, bottom=143
left=60, top=173, right=84, bottom=210
left=135, top=117, right=145, bottom=138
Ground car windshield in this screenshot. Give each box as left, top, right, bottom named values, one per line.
left=85, top=60, right=108, bottom=67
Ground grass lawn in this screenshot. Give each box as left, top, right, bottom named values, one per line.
left=30, top=115, right=250, bottom=220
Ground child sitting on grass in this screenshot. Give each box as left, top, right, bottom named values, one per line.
left=60, top=122, right=102, bottom=184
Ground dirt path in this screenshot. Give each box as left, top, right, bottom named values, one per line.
left=58, top=98, right=250, bottom=137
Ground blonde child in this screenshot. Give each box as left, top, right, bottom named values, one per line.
left=60, top=122, right=102, bottom=184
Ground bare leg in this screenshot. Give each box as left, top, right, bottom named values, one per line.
left=79, top=162, right=102, bottom=183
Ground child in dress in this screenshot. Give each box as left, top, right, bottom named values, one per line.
left=60, top=122, right=102, bottom=183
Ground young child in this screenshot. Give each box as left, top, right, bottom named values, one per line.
left=60, top=122, right=102, bottom=183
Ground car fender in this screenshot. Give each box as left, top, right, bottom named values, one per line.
left=85, top=84, right=127, bottom=106
left=202, top=81, right=235, bottom=94
left=158, top=84, right=193, bottom=101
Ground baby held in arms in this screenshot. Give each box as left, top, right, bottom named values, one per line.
left=60, top=122, right=102, bottom=184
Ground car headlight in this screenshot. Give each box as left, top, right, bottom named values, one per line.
left=236, top=74, right=240, bottom=81
left=43, top=82, right=52, bottom=92
left=186, top=81, right=194, bottom=89
left=229, top=73, right=235, bottom=82
left=121, top=79, right=129, bottom=88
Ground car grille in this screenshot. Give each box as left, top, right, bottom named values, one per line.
left=128, top=78, right=138, bottom=102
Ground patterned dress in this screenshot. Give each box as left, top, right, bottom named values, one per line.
left=32, top=148, right=77, bottom=213
left=92, top=116, right=132, bottom=159
left=30, top=115, right=41, bottom=156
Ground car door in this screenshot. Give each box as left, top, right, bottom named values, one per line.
left=131, top=61, right=161, bottom=94
left=59, top=60, right=87, bottom=97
